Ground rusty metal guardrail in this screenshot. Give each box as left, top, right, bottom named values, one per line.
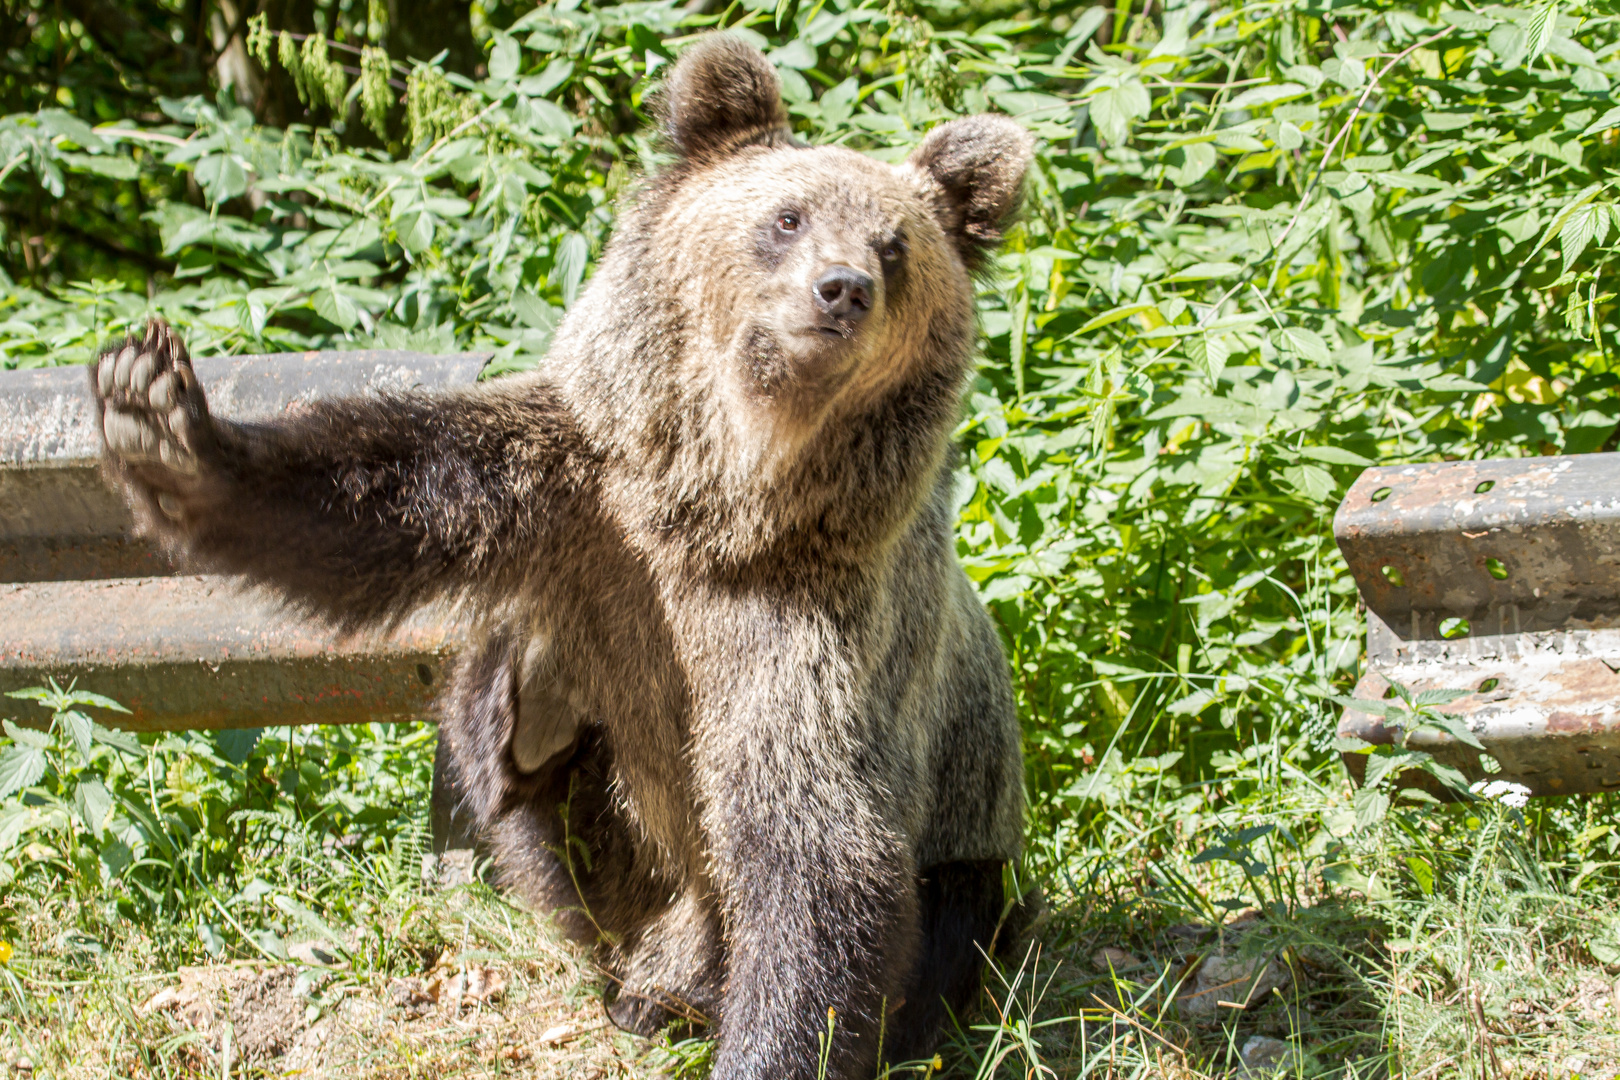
left=1336, top=453, right=1620, bottom=797
left=0, top=350, right=486, bottom=845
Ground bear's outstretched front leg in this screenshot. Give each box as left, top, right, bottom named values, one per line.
left=93, top=319, right=598, bottom=630
left=685, top=588, right=919, bottom=1080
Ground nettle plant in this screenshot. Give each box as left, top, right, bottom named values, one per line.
left=7, top=0, right=1620, bottom=886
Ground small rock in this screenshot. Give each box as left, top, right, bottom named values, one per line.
left=1175, top=951, right=1291, bottom=1017
left=287, top=941, right=341, bottom=967
left=462, top=964, right=506, bottom=1004
left=539, top=1022, right=574, bottom=1045
left=14, top=1058, right=31, bottom=1073
left=1237, top=1035, right=1290, bottom=1077
left=1091, top=947, right=1141, bottom=971
left=139, top=985, right=180, bottom=1015
left=438, top=849, right=477, bottom=888
left=1564, top=1054, right=1589, bottom=1077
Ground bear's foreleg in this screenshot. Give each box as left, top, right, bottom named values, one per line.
left=686, top=593, right=920, bottom=1080
left=92, top=319, right=598, bottom=630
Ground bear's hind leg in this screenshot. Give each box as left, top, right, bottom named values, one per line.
left=882, top=861, right=1019, bottom=1067
left=603, top=884, right=725, bottom=1038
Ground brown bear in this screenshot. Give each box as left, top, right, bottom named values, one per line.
left=91, top=35, right=1033, bottom=1080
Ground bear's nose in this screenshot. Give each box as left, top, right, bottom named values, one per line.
left=813, top=266, right=874, bottom=322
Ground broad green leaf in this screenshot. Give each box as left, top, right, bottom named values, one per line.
left=1225, top=83, right=1309, bottom=111
left=63, top=690, right=130, bottom=713
left=1422, top=112, right=1474, bottom=132
left=488, top=32, right=521, bottom=82
left=0, top=746, right=46, bottom=800
left=519, top=97, right=576, bottom=137
left=1365, top=749, right=1428, bottom=789
left=554, top=231, right=590, bottom=307
left=1277, top=327, right=1331, bottom=364
left=523, top=58, right=573, bottom=98
left=60, top=153, right=138, bottom=180
left=1561, top=204, right=1610, bottom=272
left=1088, top=78, right=1150, bottom=144
left=1405, top=856, right=1435, bottom=896
left=1532, top=183, right=1605, bottom=256
left=73, top=779, right=112, bottom=841
left=91, top=722, right=140, bottom=757
left=512, top=290, right=560, bottom=330
left=1171, top=142, right=1216, bottom=187
left=1489, top=23, right=1528, bottom=68
left=312, top=287, right=361, bottom=330
left=1184, top=332, right=1230, bottom=381
left=769, top=40, right=817, bottom=70
left=817, top=78, right=859, bottom=128
left=0, top=806, right=33, bottom=854
left=1282, top=463, right=1336, bottom=502
left=1077, top=303, right=1156, bottom=334
left=1163, top=261, right=1242, bottom=283
left=1421, top=712, right=1488, bottom=751
left=61, top=709, right=93, bottom=763
left=1, top=719, right=50, bottom=750
left=1526, top=1, right=1560, bottom=65
left=1354, top=786, right=1390, bottom=829
left=194, top=153, right=250, bottom=204
left=1581, top=105, right=1620, bottom=137
left=1299, top=446, right=1372, bottom=466
left=1066, top=5, right=1109, bottom=45
left=396, top=211, right=436, bottom=254
left=1321, top=56, right=1364, bottom=89
left=215, top=728, right=263, bottom=765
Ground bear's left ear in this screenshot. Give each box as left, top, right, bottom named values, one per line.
left=662, top=35, right=793, bottom=162
left=907, top=115, right=1034, bottom=271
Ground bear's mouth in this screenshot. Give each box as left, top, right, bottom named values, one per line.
left=807, top=320, right=854, bottom=340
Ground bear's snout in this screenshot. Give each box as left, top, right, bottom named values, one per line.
left=812, top=265, right=873, bottom=325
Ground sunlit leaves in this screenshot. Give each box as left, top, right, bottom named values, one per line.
left=1526, top=0, right=1560, bottom=65
left=1085, top=72, right=1150, bottom=145
left=1560, top=204, right=1612, bottom=273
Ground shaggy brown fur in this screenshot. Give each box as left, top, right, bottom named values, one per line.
left=91, top=36, right=1033, bottom=1080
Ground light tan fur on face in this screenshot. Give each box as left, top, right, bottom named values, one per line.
left=655, top=146, right=973, bottom=477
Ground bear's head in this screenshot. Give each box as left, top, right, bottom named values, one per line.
left=622, top=36, right=1032, bottom=457
left=552, top=35, right=1032, bottom=526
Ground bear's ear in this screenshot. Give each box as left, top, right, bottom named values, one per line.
left=662, top=35, right=792, bottom=162
left=907, top=115, right=1034, bottom=271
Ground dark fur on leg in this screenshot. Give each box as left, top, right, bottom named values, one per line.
left=882, top=861, right=1021, bottom=1067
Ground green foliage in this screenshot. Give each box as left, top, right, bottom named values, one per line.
left=0, top=682, right=434, bottom=967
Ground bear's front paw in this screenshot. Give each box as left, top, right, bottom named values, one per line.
left=94, top=319, right=214, bottom=508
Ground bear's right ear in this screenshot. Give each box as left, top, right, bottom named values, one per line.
left=662, top=35, right=792, bottom=162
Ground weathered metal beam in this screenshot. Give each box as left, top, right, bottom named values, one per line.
left=1335, top=453, right=1620, bottom=797
left=0, top=576, right=456, bottom=730
left=0, top=350, right=491, bottom=583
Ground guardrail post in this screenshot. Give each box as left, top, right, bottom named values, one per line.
left=1335, top=453, right=1620, bottom=797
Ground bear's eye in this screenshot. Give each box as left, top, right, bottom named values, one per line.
left=880, top=238, right=906, bottom=267
left=776, top=211, right=801, bottom=233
